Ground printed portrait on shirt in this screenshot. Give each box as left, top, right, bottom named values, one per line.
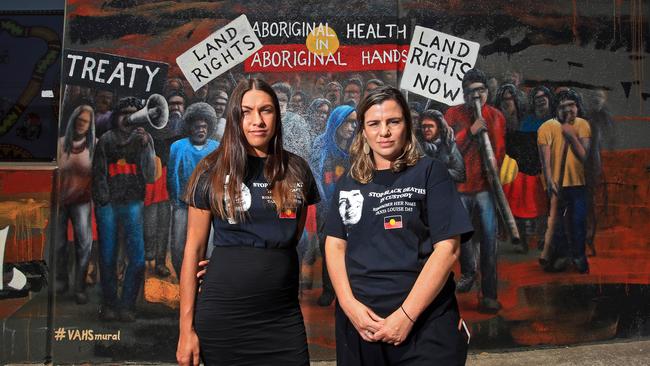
left=338, top=190, right=363, bottom=225
left=225, top=183, right=252, bottom=213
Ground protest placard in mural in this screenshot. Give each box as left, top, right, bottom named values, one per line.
left=244, top=19, right=410, bottom=73
left=176, top=14, right=262, bottom=91
left=400, top=26, right=479, bottom=105
left=63, top=50, right=168, bottom=96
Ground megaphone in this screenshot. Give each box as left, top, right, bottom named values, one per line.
left=126, top=94, right=169, bottom=130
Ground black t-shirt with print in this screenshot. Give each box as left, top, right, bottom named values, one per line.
left=324, top=157, right=473, bottom=316
left=190, top=153, right=320, bottom=249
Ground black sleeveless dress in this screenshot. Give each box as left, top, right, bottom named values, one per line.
left=190, top=154, right=319, bottom=366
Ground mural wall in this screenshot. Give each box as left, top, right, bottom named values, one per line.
left=0, top=168, right=54, bottom=363
left=1, top=0, right=648, bottom=363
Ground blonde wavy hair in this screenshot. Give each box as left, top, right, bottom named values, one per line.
left=349, top=86, right=422, bottom=184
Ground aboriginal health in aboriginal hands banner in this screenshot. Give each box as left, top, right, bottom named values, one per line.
left=244, top=18, right=411, bottom=73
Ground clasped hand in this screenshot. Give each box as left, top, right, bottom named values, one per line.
left=470, top=117, right=487, bottom=136
left=132, top=127, right=151, bottom=146
left=561, top=123, right=577, bottom=140
left=196, top=262, right=417, bottom=346
left=344, top=300, right=414, bottom=346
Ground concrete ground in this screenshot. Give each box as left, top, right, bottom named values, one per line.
left=311, top=339, right=650, bottom=366
left=6, top=339, right=650, bottom=365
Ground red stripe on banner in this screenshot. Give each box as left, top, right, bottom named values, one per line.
left=108, top=162, right=138, bottom=177
left=244, top=44, right=409, bottom=73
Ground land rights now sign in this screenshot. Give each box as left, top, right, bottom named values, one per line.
left=400, top=26, right=479, bottom=106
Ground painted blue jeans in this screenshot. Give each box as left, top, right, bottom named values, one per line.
left=552, top=186, right=587, bottom=260
left=56, top=201, right=93, bottom=293
left=95, top=201, right=145, bottom=310
left=170, top=204, right=188, bottom=277
left=459, top=191, right=498, bottom=300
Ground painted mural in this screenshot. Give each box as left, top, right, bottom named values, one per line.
left=0, top=10, right=63, bottom=161
left=0, top=0, right=648, bottom=364
left=0, top=168, right=54, bottom=363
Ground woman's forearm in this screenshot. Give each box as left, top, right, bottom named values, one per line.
left=401, top=236, right=460, bottom=321
left=179, top=248, right=201, bottom=333
left=179, top=207, right=211, bottom=333
left=324, top=236, right=355, bottom=310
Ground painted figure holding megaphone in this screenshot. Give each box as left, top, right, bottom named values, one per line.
left=92, top=95, right=163, bottom=322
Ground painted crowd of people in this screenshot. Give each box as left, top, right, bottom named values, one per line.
left=56, top=66, right=611, bottom=325
left=57, top=82, right=222, bottom=320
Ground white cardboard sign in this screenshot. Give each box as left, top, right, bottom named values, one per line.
left=400, top=26, right=480, bottom=106
left=176, top=15, right=262, bottom=91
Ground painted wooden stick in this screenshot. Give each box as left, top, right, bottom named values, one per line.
left=474, top=99, right=521, bottom=242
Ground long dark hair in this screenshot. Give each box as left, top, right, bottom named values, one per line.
left=554, top=89, right=586, bottom=119
left=185, top=78, right=305, bottom=221
left=528, top=85, right=553, bottom=117
left=495, top=83, right=525, bottom=122
left=420, top=109, right=448, bottom=143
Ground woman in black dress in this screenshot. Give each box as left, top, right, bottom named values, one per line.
left=176, top=78, right=319, bottom=366
left=324, top=86, right=473, bottom=365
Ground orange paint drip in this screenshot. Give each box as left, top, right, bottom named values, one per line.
left=0, top=200, right=48, bottom=262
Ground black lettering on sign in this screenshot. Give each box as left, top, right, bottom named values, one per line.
left=413, top=72, right=461, bottom=101
left=63, top=49, right=168, bottom=96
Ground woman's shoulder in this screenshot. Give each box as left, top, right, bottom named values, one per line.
left=284, top=150, right=316, bottom=179
left=414, top=155, right=448, bottom=179
left=286, top=150, right=313, bottom=170
left=415, top=155, right=441, bottom=170
left=192, top=161, right=213, bottom=184
left=286, top=149, right=305, bottom=162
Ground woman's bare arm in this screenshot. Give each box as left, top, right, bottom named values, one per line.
left=326, top=235, right=384, bottom=342
left=401, top=236, right=460, bottom=320
left=177, top=206, right=211, bottom=366
left=374, top=236, right=460, bottom=345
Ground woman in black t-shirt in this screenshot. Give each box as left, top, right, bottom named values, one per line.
left=324, top=86, right=473, bottom=365
left=176, top=79, right=319, bottom=366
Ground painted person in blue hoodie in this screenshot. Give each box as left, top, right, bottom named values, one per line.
left=168, top=102, right=219, bottom=277
left=309, top=105, right=357, bottom=306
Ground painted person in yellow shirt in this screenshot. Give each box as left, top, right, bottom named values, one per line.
left=537, top=89, right=591, bottom=274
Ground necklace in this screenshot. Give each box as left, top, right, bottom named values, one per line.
left=70, top=139, right=87, bottom=154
